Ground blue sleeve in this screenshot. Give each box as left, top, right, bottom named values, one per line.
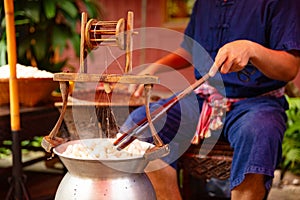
left=268, top=0, right=300, bottom=51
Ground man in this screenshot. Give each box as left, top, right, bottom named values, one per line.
left=120, top=0, right=300, bottom=199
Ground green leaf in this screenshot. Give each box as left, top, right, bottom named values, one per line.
left=0, top=39, right=7, bottom=65
left=2, top=140, right=12, bottom=145
left=14, top=19, right=31, bottom=26
left=0, top=147, right=11, bottom=157
left=21, top=140, right=30, bottom=146
left=285, top=122, right=300, bottom=135
left=62, top=13, right=78, bottom=32
left=32, top=32, right=48, bottom=61
left=14, top=10, right=28, bottom=18
left=57, top=1, right=78, bottom=19
left=33, top=136, right=43, bottom=143
left=43, top=0, right=57, bottom=19
left=70, top=34, right=80, bottom=56
left=84, top=0, right=103, bottom=18
left=282, top=97, right=300, bottom=173
left=281, top=159, right=292, bottom=169
left=52, top=25, right=69, bottom=54
left=289, top=98, right=300, bottom=109
left=17, top=35, right=31, bottom=58
left=85, top=3, right=98, bottom=18
left=22, top=3, right=41, bottom=23
left=30, top=141, right=41, bottom=147
left=286, top=149, right=300, bottom=163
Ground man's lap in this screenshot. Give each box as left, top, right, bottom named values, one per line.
left=223, top=96, right=288, bottom=190
left=120, top=93, right=288, bottom=191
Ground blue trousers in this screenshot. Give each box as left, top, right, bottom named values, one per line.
left=120, top=92, right=288, bottom=191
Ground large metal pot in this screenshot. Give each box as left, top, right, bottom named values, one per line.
left=53, top=138, right=157, bottom=200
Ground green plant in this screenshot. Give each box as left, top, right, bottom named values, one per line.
left=0, top=141, right=12, bottom=158
left=281, top=96, right=300, bottom=175
left=0, top=0, right=102, bottom=72
left=0, top=136, right=45, bottom=158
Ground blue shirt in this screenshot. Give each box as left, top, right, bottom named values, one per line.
left=182, top=0, right=300, bottom=98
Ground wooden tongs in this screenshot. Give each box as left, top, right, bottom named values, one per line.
left=113, top=72, right=213, bottom=150
left=41, top=81, right=70, bottom=152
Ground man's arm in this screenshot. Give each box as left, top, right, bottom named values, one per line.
left=210, top=40, right=300, bottom=82
left=132, top=48, right=192, bottom=97
left=139, top=48, right=192, bottom=76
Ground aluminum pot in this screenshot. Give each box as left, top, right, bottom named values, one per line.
left=53, top=138, right=158, bottom=200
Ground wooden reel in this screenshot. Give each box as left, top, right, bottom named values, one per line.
left=80, top=11, right=134, bottom=74
left=49, top=12, right=166, bottom=153
left=53, top=11, right=158, bottom=84
left=84, top=18, right=125, bottom=50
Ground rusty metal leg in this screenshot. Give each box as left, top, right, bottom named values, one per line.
left=5, top=131, right=30, bottom=200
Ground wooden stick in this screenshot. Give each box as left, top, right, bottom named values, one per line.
left=53, top=72, right=159, bottom=84
left=125, top=11, right=134, bottom=73
left=80, top=12, right=87, bottom=73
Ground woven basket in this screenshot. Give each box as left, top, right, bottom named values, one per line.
left=178, top=140, right=233, bottom=180
left=0, top=78, right=59, bottom=106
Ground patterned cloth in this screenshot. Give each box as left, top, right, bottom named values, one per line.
left=192, top=84, right=285, bottom=144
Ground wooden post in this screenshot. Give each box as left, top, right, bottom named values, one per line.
left=4, top=0, right=30, bottom=199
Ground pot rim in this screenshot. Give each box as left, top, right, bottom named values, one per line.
left=53, top=138, right=153, bottom=162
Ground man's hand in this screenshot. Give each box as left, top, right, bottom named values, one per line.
left=209, top=40, right=300, bottom=81
left=209, top=40, right=254, bottom=76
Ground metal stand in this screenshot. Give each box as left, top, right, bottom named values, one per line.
left=5, top=131, right=30, bottom=200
